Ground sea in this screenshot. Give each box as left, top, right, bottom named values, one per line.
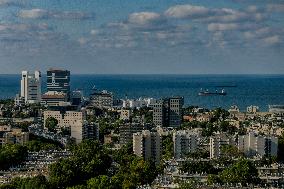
left=0, top=74, right=284, bottom=112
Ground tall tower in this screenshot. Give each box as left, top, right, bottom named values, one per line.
left=47, top=69, right=70, bottom=98
left=20, top=71, right=41, bottom=104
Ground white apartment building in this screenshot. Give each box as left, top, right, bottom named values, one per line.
left=122, top=98, right=157, bottom=109
left=247, top=105, right=259, bottom=113
left=21, top=71, right=41, bottom=104
left=43, top=110, right=87, bottom=144
left=133, top=130, right=162, bottom=164
left=209, top=134, right=235, bottom=159
left=238, top=132, right=278, bottom=157
left=173, top=130, right=199, bottom=159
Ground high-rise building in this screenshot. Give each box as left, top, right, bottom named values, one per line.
left=173, top=130, right=199, bottom=159
left=238, top=133, right=278, bottom=157
left=20, top=71, right=41, bottom=104
left=133, top=130, right=162, bottom=164
left=47, top=69, right=70, bottom=98
left=153, top=97, right=184, bottom=128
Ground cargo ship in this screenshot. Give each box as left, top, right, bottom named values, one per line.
left=198, top=89, right=227, bottom=96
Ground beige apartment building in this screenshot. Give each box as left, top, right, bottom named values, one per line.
left=133, top=130, right=162, bottom=164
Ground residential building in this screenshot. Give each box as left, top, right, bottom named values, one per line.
left=20, top=70, right=41, bottom=104
left=41, top=91, right=68, bottom=106
left=133, top=130, right=162, bottom=164
left=173, top=130, right=199, bottom=159
left=269, top=105, right=284, bottom=114
left=90, top=90, right=113, bottom=109
left=47, top=69, right=70, bottom=98
left=3, top=128, right=29, bottom=145
left=120, top=109, right=132, bottom=121
left=209, top=134, right=235, bottom=159
left=228, top=105, right=240, bottom=114
left=122, top=98, right=157, bottom=109
left=43, top=109, right=89, bottom=144
left=247, top=105, right=259, bottom=113
left=0, top=125, right=11, bottom=145
left=238, top=132, right=278, bottom=157
left=119, top=123, right=146, bottom=146
left=153, top=97, right=184, bottom=128
left=83, top=122, right=99, bottom=141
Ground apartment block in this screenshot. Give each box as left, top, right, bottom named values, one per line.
left=238, top=132, right=278, bottom=157
left=173, top=130, right=199, bottom=159
left=3, top=128, right=29, bottom=145
left=90, top=90, right=113, bottom=109
left=153, top=97, right=184, bottom=128
left=133, top=130, right=162, bottom=164
left=119, top=123, right=146, bottom=146
left=43, top=110, right=91, bottom=144
left=209, top=134, right=235, bottom=159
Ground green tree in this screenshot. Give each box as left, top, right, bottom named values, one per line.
left=45, top=117, right=58, bottom=132
left=87, top=175, right=112, bottom=189
left=0, top=144, right=28, bottom=170
left=219, top=159, right=260, bottom=186
left=162, top=135, right=174, bottom=160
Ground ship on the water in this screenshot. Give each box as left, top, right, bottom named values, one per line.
left=198, top=89, right=227, bottom=96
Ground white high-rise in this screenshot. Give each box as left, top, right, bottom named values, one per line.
left=21, top=71, right=41, bottom=104
left=173, top=130, right=199, bottom=159
left=238, top=132, right=278, bottom=157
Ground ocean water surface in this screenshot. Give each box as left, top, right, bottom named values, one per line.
left=0, top=74, right=284, bottom=111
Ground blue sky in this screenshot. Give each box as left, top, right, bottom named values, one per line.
left=0, top=0, right=283, bottom=74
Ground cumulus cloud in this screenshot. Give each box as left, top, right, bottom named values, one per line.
left=128, top=12, right=164, bottom=25
left=18, top=9, right=94, bottom=20
left=208, top=23, right=239, bottom=31
left=18, top=9, right=48, bottom=19
left=165, top=4, right=210, bottom=18
left=164, top=4, right=265, bottom=23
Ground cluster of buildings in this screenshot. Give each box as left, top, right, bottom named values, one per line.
left=15, top=69, right=82, bottom=107
left=0, top=125, right=29, bottom=146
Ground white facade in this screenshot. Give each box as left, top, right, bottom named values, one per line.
left=21, top=71, right=41, bottom=104
left=238, top=132, right=278, bottom=157
left=133, top=130, right=162, bottom=164
left=122, top=98, right=157, bottom=109
left=173, top=130, right=199, bottom=159
left=209, top=134, right=235, bottom=159
left=247, top=105, right=259, bottom=113
left=269, top=105, right=284, bottom=114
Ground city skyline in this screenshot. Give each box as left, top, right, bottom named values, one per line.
left=0, top=0, right=283, bottom=74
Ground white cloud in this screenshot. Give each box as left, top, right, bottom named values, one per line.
left=208, top=23, right=239, bottom=31
left=165, top=4, right=210, bottom=18
left=18, top=9, right=94, bottom=20
left=128, top=12, right=162, bottom=25
left=90, top=29, right=99, bottom=36
left=263, top=35, right=280, bottom=45
left=19, top=9, right=48, bottom=19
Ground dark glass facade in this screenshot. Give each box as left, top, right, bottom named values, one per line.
left=47, top=69, right=70, bottom=98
